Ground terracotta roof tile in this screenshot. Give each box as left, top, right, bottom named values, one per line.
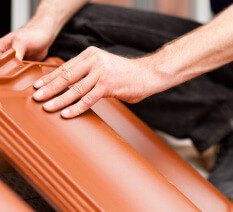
left=0, top=49, right=232, bottom=211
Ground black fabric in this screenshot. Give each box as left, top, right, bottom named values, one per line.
left=48, top=3, right=233, bottom=153
left=0, top=172, right=55, bottom=211
left=209, top=133, right=233, bottom=199
left=210, top=0, right=233, bottom=13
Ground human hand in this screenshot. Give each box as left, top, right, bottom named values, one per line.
left=0, top=23, right=55, bottom=61
left=32, top=46, right=163, bottom=118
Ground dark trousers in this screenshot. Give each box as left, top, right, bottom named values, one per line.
left=49, top=3, right=233, bottom=153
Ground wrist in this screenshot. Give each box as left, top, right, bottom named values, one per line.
left=28, top=0, right=89, bottom=40
left=139, top=48, right=179, bottom=95
left=26, top=15, right=60, bottom=42
left=145, top=36, right=206, bottom=94
left=27, top=0, right=70, bottom=40
left=27, top=4, right=62, bottom=40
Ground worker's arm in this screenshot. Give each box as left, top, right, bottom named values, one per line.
left=0, top=0, right=89, bottom=60
left=33, top=5, right=233, bottom=118
left=151, top=4, right=233, bottom=90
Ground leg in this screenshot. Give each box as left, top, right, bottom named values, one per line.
left=49, top=3, right=200, bottom=59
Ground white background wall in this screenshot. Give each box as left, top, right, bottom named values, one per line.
left=192, top=0, right=212, bottom=23
left=11, top=0, right=31, bottom=31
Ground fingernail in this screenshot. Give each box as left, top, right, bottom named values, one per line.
left=33, top=90, right=44, bottom=100
left=61, top=109, right=70, bottom=117
left=15, top=52, right=23, bottom=60
left=34, top=80, right=44, bottom=89
left=43, top=100, right=54, bottom=110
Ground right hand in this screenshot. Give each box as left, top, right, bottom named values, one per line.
left=0, top=23, right=56, bottom=61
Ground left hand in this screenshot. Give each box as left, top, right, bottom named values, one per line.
left=32, top=46, right=162, bottom=118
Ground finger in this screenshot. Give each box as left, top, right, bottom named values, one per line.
left=34, top=63, right=68, bottom=89
left=42, top=73, right=98, bottom=112
left=34, top=58, right=76, bottom=89
left=33, top=46, right=98, bottom=89
left=33, top=59, right=92, bottom=101
left=24, top=48, right=48, bottom=61
left=12, top=39, right=26, bottom=60
left=0, top=33, right=14, bottom=53
left=61, top=85, right=104, bottom=118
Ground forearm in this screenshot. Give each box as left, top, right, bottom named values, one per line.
left=149, top=4, right=233, bottom=92
left=27, top=0, right=89, bottom=39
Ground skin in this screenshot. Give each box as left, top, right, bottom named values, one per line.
left=2, top=0, right=233, bottom=118
left=0, top=0, right=88, bottom=60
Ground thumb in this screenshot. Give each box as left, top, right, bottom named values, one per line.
left=12, top=40, right=26, bottom=60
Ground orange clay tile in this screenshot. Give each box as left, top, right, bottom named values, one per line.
left=93, top=98, right=233, bottom=212
left=0, top=48, right=232, bottom=211
left=0, top=180, right=34, bottom=212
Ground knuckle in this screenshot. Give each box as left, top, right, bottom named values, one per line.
left=93, top=52, right=103, bottom=61
left=72, top=83, right=83, bottom=96
left=60, top=66, right=73, bottom=82
left=97, top=80, right=113, bottom=96
left=100, top=63, right=110, bottom=71
left=14, top=34, right=24, bottom=42
left=87, top=46, right=97, bottom=53
left=59, top=64, right=68, bottom=73
left=97, top=79, right=106, bottom=87
left=97, top=79, right=110, bottom=90
left=82, top=95, right=93, bottom=107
